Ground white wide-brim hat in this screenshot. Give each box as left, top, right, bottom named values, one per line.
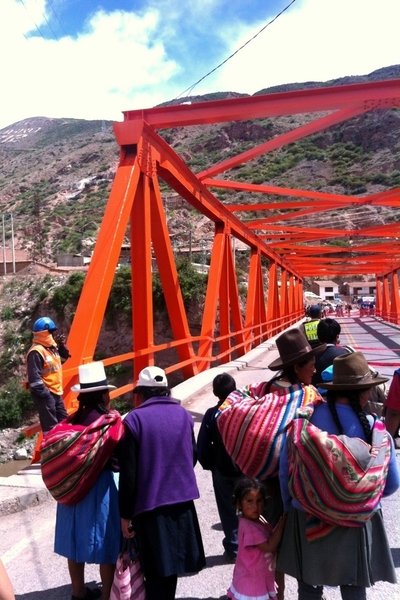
left=71, top=361, right=117, bottom=393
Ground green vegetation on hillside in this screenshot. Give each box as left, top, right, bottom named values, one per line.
left=0, top=260, right=210, bottom=427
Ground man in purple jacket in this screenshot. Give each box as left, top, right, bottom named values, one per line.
left=118, top=366, right=206, bottom=600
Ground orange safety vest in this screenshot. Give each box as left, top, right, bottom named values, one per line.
left=303, top=320, right=319, bottom=343
left=27, top=344, right=63, bottom=395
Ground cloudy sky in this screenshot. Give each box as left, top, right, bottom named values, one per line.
left=1, top=0, right=399, bottom=130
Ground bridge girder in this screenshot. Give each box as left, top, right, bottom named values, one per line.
left=60, top=78, right=400, bottom=408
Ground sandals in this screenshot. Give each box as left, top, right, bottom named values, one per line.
left=71, top=587, right=102, bottom=600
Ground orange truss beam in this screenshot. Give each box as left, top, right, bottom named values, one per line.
left=59, top=77, right=400, bottom=412
left=123, top=80, right=400, bottom=128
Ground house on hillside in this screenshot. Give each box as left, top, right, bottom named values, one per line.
left=341, top=281, right=377, bottom=298
left=0, top=247, right=30, bottom=274
left=311, top=280, right=339, bottom=301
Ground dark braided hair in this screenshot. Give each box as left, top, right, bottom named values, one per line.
left=134, top=386, right=171, bottom=400
left=232, top=477, right=268, bottom=508
left=326, top=390, right=372, bottom=444
left=72, top=389, right=109, bottom=423
left=265, top=359, right=311, bottom=393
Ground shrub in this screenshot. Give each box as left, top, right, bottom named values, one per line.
left=51, top=271, right=85, bottom=316
left=153, top=258, right=207, bottom=312
left=0, top=380, right=34, bottom=428
left=106, top=266, right=132, bottom=321
left=1, top=306, right=15, bottom=321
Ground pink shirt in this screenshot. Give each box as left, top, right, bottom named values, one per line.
left=228, top=516, right=276, bottom=600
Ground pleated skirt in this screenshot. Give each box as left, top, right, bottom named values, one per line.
left=133, top=501, right=206, bottom=578
left=277, top=507, right=396, bottom=587
left=54, top=470, right=121, bottom=564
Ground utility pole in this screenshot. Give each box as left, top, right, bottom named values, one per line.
left=32, top=191, right=43, bottom=262
left=2, top=215, right=6, bottom=275
left=10, top=213, right=15, bottom=274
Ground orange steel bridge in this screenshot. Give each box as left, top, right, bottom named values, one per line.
left=27, top=78, right=400, bottom=448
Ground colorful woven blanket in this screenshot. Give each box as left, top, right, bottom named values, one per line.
left=40, top=410, right=123, bottom=506
left=216, top=383, right=319, bottom=479
left=287, top=402, right=391, bottom=541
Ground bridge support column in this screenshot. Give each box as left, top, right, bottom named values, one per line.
left=245, top=249, right=267, bottom=350
left=390, top=269, right=400, bottom=325
left=267, top=261, right=280, bottom=338
left=382, top=275, right=390, bottom=322
left=376, top=276, right=383, bottom=318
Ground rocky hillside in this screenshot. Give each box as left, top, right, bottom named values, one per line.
left=0, top=64, right=399, bottom=265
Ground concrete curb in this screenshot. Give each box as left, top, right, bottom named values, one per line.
left=0, top=465, right=51, bottom=516
left=0, top=486, right=50, bottom=515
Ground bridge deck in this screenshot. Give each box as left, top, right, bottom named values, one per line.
left=0, top=315, right=399, bottom=599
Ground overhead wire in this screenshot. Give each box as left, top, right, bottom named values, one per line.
left=175, top=0, right=298, bottom=99
left=32, top=0, right=60, bottom=40
left=18, top=0, right=47, bottom=41
left=46, top=0, right=69, bottom=38
left=19, top=0, right=68, bottom=41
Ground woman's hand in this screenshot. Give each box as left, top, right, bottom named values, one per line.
left=121, top=517, right=135, bottom=539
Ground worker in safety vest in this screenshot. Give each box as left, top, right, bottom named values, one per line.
left=26, top=317, right=70, bottom=433
left=303, top=304, right=322, bottom=348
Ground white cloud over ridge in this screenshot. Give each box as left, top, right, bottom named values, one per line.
left=206, top=0, right=400, bottom=95
left=0, top=0, right=399, bottom=130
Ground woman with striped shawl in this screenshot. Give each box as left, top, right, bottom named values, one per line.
left=278, top=351, right=400, bottom=600
left=217, top=327, right=326, bottom=600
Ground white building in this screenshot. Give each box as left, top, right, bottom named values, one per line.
left=341, top=281, right=377, bottom=299
left=311, top=280, right=340, bottom=301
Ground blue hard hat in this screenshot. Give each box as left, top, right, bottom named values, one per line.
left=33, top=317, right=57, bottom=333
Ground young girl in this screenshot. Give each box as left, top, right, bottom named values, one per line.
left=227, top=478, right=287, bottom=600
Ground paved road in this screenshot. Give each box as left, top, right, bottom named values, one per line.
left=0, top=315, right=399, bottom=600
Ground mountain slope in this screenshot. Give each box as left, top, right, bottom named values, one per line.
left=0, top=64, right=399, bottom=264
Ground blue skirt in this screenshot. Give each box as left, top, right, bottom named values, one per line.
left=54, top=470, right=121, bottom=564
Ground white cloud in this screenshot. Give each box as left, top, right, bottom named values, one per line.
left=211, top=0, right=400, bottom=94
left=0, top=0, right=399, bottom=129
left=0, top=1, right=179, bottom=128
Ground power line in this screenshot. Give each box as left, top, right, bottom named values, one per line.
left=46, top=0, right=69, bottom=38
left=18, top=0, right=47, bottom=41
left=32, top=0, right=60, bottom=40
left=19, top=0, right=67, bottom=41
left=175, top=0, right=298, bottom=99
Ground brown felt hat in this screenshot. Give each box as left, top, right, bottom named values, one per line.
left=268, top=327, right=326, bottom=371
left=318, top=351, right=388, bottom=390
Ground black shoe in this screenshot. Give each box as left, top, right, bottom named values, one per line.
left=71, top=587, right=102, bottom=600
left=223, top=550, right=236, bottom=563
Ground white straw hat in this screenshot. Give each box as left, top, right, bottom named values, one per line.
left=71, top=361, right=116, bottom=393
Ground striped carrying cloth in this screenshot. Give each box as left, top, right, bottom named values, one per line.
left=216, top=383, right=319, bottom=479
left=287, top=402, right=391, bottom=541
left=40, top=410, right=123, bottom=506
left=110, top=540, right=146, bottom=600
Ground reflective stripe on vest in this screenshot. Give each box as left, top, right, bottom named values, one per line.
left=304, top=320, right=319, bottom=342
left=27, top=344, right=63, bottom=395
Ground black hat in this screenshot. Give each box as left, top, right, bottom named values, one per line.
left=268, top=327, right=326, bottom=371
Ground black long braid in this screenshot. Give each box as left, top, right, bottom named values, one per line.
left=72, top=390, right=109, bottom=424
left=265, top=360, right=309, bottom=393
left=326, top=390, right=372, bottom=445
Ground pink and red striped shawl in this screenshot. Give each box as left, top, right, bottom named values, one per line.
left=216, top=383, right=319, bottom=480
left=40, top=410, right=123, bottom=506
left=287, top=402, right=391, bottom=541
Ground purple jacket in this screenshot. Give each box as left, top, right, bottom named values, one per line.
left=119, top=396, right=199, bottom=517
